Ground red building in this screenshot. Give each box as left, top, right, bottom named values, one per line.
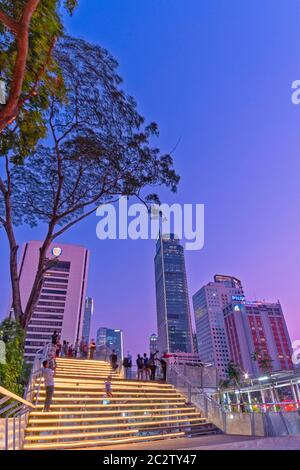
left=224, top=300, right=293, bottom=377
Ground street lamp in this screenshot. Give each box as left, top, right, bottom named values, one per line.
left=0, top=79, right=6, bottom=105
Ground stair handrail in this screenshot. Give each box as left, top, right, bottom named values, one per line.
left=0, top=386, right=35, bottom=414
left=166, top=361, right=226, bottom=432
left=0, top=385, right=36, bottom=451
left=0, top=342, right=55, bottom=450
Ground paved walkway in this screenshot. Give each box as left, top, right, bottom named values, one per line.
left=93, top=434, right=300, bottom=451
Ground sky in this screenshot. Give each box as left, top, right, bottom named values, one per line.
left=1, top=0, right=300, bottom=358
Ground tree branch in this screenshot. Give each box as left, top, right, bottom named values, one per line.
left=0, top=9, right=19, bottom=34
left=52, top=198, right=120, bottom=240
left=0, top=0, right=42, bottom=132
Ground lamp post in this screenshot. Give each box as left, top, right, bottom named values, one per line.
left=0, top=79, right=6, bottom=105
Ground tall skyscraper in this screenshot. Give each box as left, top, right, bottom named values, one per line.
left=82, top=297, right=93, bottom=344
left=96, top=327, right=124, bottom=361
left=223, top=299, right=294, bottom=376
left=149, top=333, right=158, bottom=355
left=19, top=241, right=89, bottom=362
left=193, top=275, right=244, bottom=379
left=154, top=234, right=193, bottom=354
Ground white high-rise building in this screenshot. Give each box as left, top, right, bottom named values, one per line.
left=192, top=275, right=244, bottom=379
left=18, top=241, right=90, bottom=362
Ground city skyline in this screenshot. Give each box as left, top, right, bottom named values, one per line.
left=0, top=0, right=300, bottom=358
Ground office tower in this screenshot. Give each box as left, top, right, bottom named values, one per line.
left=154, top=233, right=193, bottom=354
left=193, top=275, right=244, bottom=379
left=96, top=327, right=124, bottom=361
left=19, top=241, right=89, bottom=362
left=149, top=333, right=158, bottom=355
left=82, top=297, right=94, bottom=344
left=223, top=299, right=294, bottom=376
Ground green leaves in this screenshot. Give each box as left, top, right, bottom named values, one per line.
left=64, top=0, right=78, bottom=14
left=5, top=36, right=180, bottom=233
left=0, top=0, right=78, bottom=157
left=0, top=319, right=28, bottom=397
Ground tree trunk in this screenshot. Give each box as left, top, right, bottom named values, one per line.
left=1, top=182, right=24, bottom=323
left=6, top=224, right=23, bottom=323
left=0, top=0, right=41, bottom=132
left=22, top=235, right=53, bottom=330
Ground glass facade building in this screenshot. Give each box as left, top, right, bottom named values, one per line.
left=82, top=297, right=93, bottom=344
left=193, top=275, right=243, bottom=379
left=96, top=327, right=124, bottom=361
left=154, top=234, right=193, bottom=354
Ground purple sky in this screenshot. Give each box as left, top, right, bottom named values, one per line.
left=1, top=0, right=300, bottom=358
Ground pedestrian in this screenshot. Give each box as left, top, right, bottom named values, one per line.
left=51, top=330, right=59, bottom=345
left=55, top=340, right=61, bottom=358
left=123, top=353, right=132, bottom=380
left=89, top=339, right=96, bottom=360
left=143, top=353, right=150, bottom=380
left=74, top=340, right=79, bottom=358
left=160, top=356, right=167, bottom=382
left=42, top=360, right=55, bottom=412
left=110, top=349, right=118, bottom=371
left=149, top=353, right=157, bottom=381
left=62, top=340, right=68, bottom=358
left=82, top=340, right=88, bottom=359
left=105, top=375, right=113, bottom=398
left=136, top=354, right=144, bottom=380
left=68, top=344, right=73, bottom=358
left=79, top=338, right=85, bottom=358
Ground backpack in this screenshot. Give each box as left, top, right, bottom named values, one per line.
left=123, top=357, right=129, bottom=367
left=137, top=357, right=143, bottom=369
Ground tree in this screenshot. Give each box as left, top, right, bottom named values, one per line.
left=0, top=319, right=29, bottom=395
left=251, top=348, right=274, bottom=375
left=252, top=348, right=278, bottom=403
left=0, top=36, right=180, bottom=330
left=0, top=0, right=78, bottom=136
left=226, top=360, right=242, bottom=390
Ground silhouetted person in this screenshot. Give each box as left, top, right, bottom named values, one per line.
left=123, top=353, right=132, bottom=380
left=62, top=340, right=68, bottom=357
left=149, top=352, right=158, bottom=381
left=51, top=331, right=59, bottom=345
left=143, top=353, right=150, bottom=380
left=110, top=350, right=118, bottom=371
left=136, top=354, right=144, bottom=380
left=160, top=357, right=167, bottom=382
left=89, top=339, right=96, bottom=359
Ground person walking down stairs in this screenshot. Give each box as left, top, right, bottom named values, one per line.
left=42, top=360, right=55, bottom=412
left=105, top=376, right=113, bottom=398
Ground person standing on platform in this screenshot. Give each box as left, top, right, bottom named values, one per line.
left=136, top=354, right=144, bottom=380
left=89, top=339, right=96, bottom=359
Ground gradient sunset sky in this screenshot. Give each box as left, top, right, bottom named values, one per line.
left=1, top=0, right=300, bottom=357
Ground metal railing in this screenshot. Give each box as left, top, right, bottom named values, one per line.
left=0, top=386, right=35, bottom=450
left=0, top=342, right=52, bottom=450
left=166, top=362, right=300, bottom=437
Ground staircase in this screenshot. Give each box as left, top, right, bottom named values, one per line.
left=23, top=357, right=218, bottom=449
